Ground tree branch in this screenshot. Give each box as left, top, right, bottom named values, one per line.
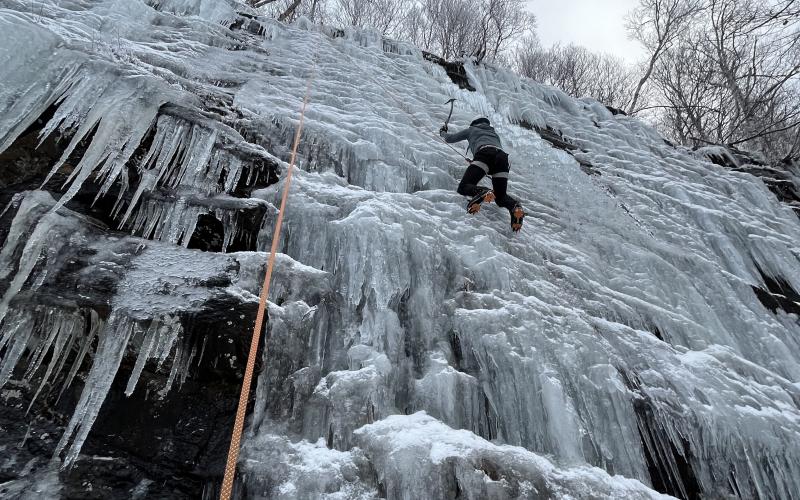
left=278, top=0, right=302, bottom=21
left=251, top=0, right=279, bottom=8
left=728, top=119, right=800, bottom=146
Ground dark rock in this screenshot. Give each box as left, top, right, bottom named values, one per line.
left=700, top=145, right=800, bottom=216
left=0, top=104, right=63, bottom=190
left=514, top=119, right=600, bottom=175
left=230, top=17, right=268, bottom=38
left=619, top=369, right=702, bottom=500
left=605, top=105, right=628, bottom=116
left=422, top=52, right=476, bottom=92
left=0, top=288, right=260, bottom=499
left=751, top=265, right=800, bottom=316
left=189, top=214, right=226, bottom=252
left=532, top=124, right=578, bottom=152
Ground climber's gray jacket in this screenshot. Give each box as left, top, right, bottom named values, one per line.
left=440, top=120, right=503, bottom=156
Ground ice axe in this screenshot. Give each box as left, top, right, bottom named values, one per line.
left=442, top=98, right=456, bottom=131
left=437, top=98, right=470, bottom=162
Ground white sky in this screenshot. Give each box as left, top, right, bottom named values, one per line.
left=526, top=0, right=646, bottom=63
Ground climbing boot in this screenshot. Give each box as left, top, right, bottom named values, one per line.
left=467, top=188, right=495, bottom=214
left=510, top=204, right=525, bottom=232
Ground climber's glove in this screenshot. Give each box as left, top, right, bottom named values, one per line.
left=439, top=125, right=448, bottom=136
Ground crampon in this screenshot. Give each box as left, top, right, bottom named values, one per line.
left=467, top=189, right=495, bottom=214
left=511, top=205, right=525, bottom=232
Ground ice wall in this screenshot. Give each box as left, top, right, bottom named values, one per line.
left=1, top=0, right=800, bottom=498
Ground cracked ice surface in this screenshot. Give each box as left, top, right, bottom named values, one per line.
left=1, top=0, right=800, bottom=498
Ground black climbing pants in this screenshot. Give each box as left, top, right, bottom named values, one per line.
left=457, top=147, right=518, bottom=212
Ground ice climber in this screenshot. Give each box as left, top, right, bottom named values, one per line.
left=440, top=117, right=525, bottom=232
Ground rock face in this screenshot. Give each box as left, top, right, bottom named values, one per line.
left=2, top=1, right=800, bottom=499
left=697, top=145, right=800, bottom=216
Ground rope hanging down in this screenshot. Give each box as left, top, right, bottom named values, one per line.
left=219, top=63, right=317, bottom=500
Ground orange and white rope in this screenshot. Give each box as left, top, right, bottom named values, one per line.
left=219, top=62, right=316, bottom=500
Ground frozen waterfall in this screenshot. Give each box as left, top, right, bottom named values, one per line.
left=1, top=0, right=799, bottom=498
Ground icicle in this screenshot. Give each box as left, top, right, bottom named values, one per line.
left=153, top=317, right=181, bottom=369
left=180, top=342, right=198, bottom=388
left=125, top=323, right=158, bottom=397
left=222, top=155, right=244, bottom=193
left=53, top=312, right=136, bottom=467
left=0, top=310, right=36, bottom=389
left=125, top=314, right=182, bottom=397
left=57, top=310, right=102, bottom=403
left=138, top=201, right=166, bottom=240
left=166, top=125, right=218, bottom=190
left=0, top=194, right=71, bottom=326
left=197, top=335, right=209, bottom=366
left=21, top=309, right=62, bottom=381
left=159, top=340, right=183, bottom=398
left=26, top=310, right=83, bottom=413
left=46, top=313, right=83, bottom=399
left=118, top=116, right=189, bottom=227
left=43, top=70, right=161, bottom=213
left=0, top=17, right=79, bottom=154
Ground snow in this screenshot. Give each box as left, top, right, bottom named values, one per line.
left=240, top=435, right=378, bottom=499
left=352, top=412, right=672, bottom=499
left=2, top=0, right=800, bottom=497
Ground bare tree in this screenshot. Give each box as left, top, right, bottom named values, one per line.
left=631, top=0, right=800, bottom=160
left=515, top=39, right=638, bottom=110
left=430, top=0, right=480, bottom=59
left=625, top=0, right=705, bottom=114
left=253, top=0, right=533, bottom=63
left=702, top=0, right=800, bottom=155
left=328, top=0, right=413, bottom=36
left=592, top=54, right=639, bottom=110
left=480, top=0, right=535, bottom=62
left=648, top=33, right=726, bottom=143
left=396, top=0, right=533, bottom=62
left=253, top=0, right=327, bottom=23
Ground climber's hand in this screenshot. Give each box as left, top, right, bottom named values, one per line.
left=439, top=125, right=448, bottom=136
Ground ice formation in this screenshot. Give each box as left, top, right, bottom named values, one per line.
left=1, top=0, right=800, bottom=498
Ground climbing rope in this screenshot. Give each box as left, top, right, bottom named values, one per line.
left=436, top=131, right=472, bottom=162
left=218, top=59, right=317, bottom=500
left=219, top=40, right=471, bottom=500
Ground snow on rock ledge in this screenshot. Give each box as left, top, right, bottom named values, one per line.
left=354, top=412, right=672, bottom=500
left=239, top=413, right=670, bottom=500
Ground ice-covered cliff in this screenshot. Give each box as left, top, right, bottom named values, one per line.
left=1, top=1, right=800, bottom=498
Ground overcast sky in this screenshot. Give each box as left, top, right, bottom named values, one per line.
left=526, top=0, right=646, bottom=63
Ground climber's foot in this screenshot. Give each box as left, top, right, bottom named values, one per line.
left=511, top=205, right=525, bottom=232
left=467, top=189, right=495, bottom=214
